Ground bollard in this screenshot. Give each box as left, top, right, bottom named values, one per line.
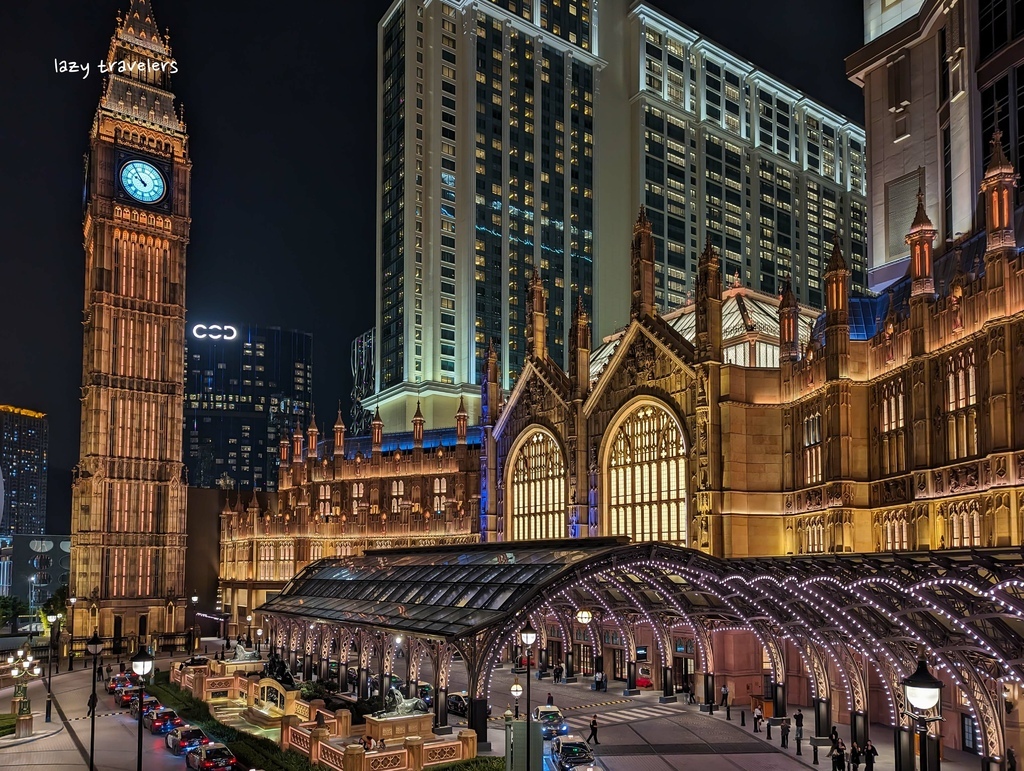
left=726, top=703, right=731, bottom=721
left=797, top=735, right=802, bottom=756
left=740, top=710, right=745, bottom=727
left=766, top=720, right=773, bottom=740
left=813, top=744, right=819, bottom=765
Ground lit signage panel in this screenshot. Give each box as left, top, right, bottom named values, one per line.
left=192, top=324, right=238, bottom=341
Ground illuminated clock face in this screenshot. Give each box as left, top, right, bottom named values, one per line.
left=120, top=160, right=166, bottom=204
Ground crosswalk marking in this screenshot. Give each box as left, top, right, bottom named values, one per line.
left=566, top=704, right=686, bottom=728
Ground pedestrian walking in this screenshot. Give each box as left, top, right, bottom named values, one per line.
left=753, top=705, right=763, bottom=733
left=106, top=663, right=112, bottom=678
left=586, top=715, right=600, bottom=745
left=546, top=692, right=554, bottom=707
left=830, top=726, right=840, bottom=747
left=553, top=664, right=563, bottom=683
left=87, top=691, right=98, bottom=717
left=688, top=681, right=696, bottom=704
left=1006, top=747, right=1016, bottom=771
left=781, top=719, right=791, bottom=748
left=851, top=742, right=862, bottom=771
left=720, top=684, right=729, bottom=706
left=829, top=741, right=846, bottom=771
left=864, top=741, right=878, bottom=771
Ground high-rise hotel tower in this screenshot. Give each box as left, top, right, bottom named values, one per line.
left=70, top=0, right=190, bottom=651
left=367, top=0, right=866, bottom=430
left=369, top=0, right=600, bottom=429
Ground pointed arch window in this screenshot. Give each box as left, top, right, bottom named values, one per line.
left=945, top=346, right=978, bottom=460
left=606, top=403, right=687, bottom=543
left=508, top=429, right=566, bottom=541
left=802, top=412, right=823, bottom=485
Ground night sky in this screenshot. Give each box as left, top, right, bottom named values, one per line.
left=0, top=0, right=864, bottom=534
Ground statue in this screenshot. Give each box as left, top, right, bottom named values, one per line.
left=232, top=642, right=260, bottom=662
left=381, top=686, right=428, bottom=716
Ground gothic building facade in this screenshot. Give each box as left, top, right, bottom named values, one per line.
left=218, top=406, right=481, bottom=638
left=482, top=142, right=1024, bottom=748
left=70, top=0, right=190, bottom=653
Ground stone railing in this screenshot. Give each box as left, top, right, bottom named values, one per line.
left=287, top=724, right=312, bottom=755
left=423, top=738, right=463, bottom=766
left=300, top=732, right=477, bottom=771
left=294, top=700, right=310, bottom=721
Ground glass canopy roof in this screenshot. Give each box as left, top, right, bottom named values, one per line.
left=259, top=537, right=632, bottom=639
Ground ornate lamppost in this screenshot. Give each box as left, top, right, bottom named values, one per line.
left=190, top=593, right=199, bottom=652
left=901, top=658, right=945, bottom=771
left=131, top=648, right=154, bottom=771
left=68, top=596, right=77, bottom=670
left=511, top=677, right=522, bottom=720
left=7, top=648, right=41, bottom=716
left=520, top=623, right=537, bottom=767
left=256, top=627, right=263, bottom=655
left=246, top=614, right=253, bottom=647
left=86, top=632, right=103, bottom=771
left=45, top=612, right=62, bottom=722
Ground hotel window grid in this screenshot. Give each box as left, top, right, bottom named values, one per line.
left=881, top=512, right=912, bottom=552
left=607, top=403, right=687, bottom=543
left=803, top=412, right=823, bottom=485
left=799, top=517, right=825, bottom=554
left=879, top=377, right=906, bottom=476
left=945, top=347, right=978, bottom=461
left=509, top=430, right=565, bottom=541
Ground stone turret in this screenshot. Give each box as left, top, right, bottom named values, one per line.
left=981, top=129, right=1019, bottom=300
left=306, top=412, right=319, bottom=462
left=824, top=235, right=850, bottom=381
left=778, top=279, right=800, bottom=364
left=695, top=237, right=722, bottom=362
left=371, top=408, right=383, bottom=458
left=527, top=268, right=547, bottom=360
left=907, top=190, right=937, bottom=299
left=630, top=207, right=656, bottom=319
left=569, top=296, right=591, bottom=398
left=333, top=407, right=346, bottom=458
left=412, top=401, right=425, bottom=449
left=455, top=395, right=468, bottom=445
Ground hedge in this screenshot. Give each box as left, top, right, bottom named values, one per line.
left=430, top=758, right=505, bottom=770
left=0, top=713, right=17, bottom=738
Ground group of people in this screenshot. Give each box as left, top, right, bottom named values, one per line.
left=358, top=735, right=386, bottom=751
left=593, top=671, right=608, bottom=691
left=827, top=726, right=877, bottom=771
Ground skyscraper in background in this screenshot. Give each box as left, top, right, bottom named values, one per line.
left=366, top=0, right=866, bottom=433
left=350, top=328, right=375, bottom=436
left=0, top=405, right=48, bottom=535
left=369, top=0, right=599, bottom=430
left=184, top=322, right=313, bottom=491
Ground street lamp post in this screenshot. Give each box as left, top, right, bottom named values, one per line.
left=68, top=596, right=77, bottom=670
left=246, top=614, right=253, bottom=647
left=131, top=648, right=154, bottom=771
left=86, top=632, right=103, bottom=771
left=45, top=612, right=61, bottom=722
left=256, top=628, right=263, bottom=655
left=520, top=623, right=537, bottom=768
left=190, top=593, right=199, bottom=652
left=901, top=658, right=945, bottom=771
left=511, top=678, right=523, bottom=720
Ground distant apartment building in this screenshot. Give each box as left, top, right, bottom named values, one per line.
left=350, top=328, right=375, bottom=436
left=0, top=405, right=48, bottom=535
left=184, top=322, right=313, bottom=492
left=847, top=0, right=1024, bottom=289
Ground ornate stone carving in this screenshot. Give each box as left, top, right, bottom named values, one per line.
left=525, top=375, right=545, bottom=409
left=916, top=473, right=927, bottom=493
left=948, top=463, right=979, bottom=493
left=624, top=335, right=657, bottom=382
left=991, top=326, right=1006, bottom=354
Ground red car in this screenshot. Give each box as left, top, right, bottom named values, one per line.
left=636, top=666, right=654, bottom=688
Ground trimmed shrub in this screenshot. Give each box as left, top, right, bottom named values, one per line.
left=430, top=758, right=505, bottom=770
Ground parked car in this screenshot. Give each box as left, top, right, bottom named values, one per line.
left=533, top=705, right=570, bottom=739
left=636, top=665, right=654, bottom=688
left=415, top=684, right=434, bottom=707
left=185, top=742, right=236, bottom=769
left=144, top=708, right=183, bottom=734
left=165, top=726, right=211, bottom=756
left=181, top=656, right=210, bottom=668
left=447, top=691, right=492, bottom=718
left=129, top=694, right=161, bottom=717
left=106, top=673, right=140, bottom=694
left=114, top=686, right=143, bottom=708
left=551, top=735, right=596, bottom=769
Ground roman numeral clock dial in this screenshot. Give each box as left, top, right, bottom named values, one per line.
left=120, top=159, right=166, bottom=204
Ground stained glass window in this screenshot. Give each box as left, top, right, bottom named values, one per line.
left=509, top=430, right=566, bottom=540
left=607, top=403, right=686, bottom=543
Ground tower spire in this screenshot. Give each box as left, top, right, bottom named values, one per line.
left=120, top=0, right=163, bottom=47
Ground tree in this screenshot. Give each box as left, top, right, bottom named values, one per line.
left=0, top=596, right=28, bottom=629
left=38, top=583, right=69, bottom=631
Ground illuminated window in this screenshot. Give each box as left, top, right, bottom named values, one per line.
left=802, top=413, right=822, bottom=485
left=508, top=430, right=566, bottom=541
left=878, top=377, right=906, bottom=476
left=606, top=403, right=687, bottom=543
left=945, top=347, right=977, bottom=460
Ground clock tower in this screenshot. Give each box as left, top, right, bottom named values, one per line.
left=70, top=0, right=190, bottom=653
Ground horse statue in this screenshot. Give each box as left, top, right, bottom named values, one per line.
left=232, top=642, right=260, bottom=662
left=382, top=686, right=428, bottom=715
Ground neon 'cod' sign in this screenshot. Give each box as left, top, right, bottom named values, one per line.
left=192, top=324, right=238, bottom=341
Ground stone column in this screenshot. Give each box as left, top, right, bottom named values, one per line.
left=309, top=725, right=330, bottom=765
left=342, top=743, right=365, bottom=771
left=458, top=728, right=478, bottom=759
left=334, top=709, right=352, bottom=737
left=404, top=735, right=425, bottom=770
left=280, top=714, right=300, bottom=751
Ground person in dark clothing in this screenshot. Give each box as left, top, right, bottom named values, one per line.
left=87, top=691, right=98, bottom=717
left=829, top=741, right=846, bottom=771
left=863, top=741, right=878, bottom=771
left=546, top=693, right=554, bottom=707
left=586, top=715, right=600, bottom=745
left=851, top=742, right=862, bottom=771
left=781, top=720, right=791, bottom=748
left=830, top=726, right=840, bottom=747
left=1006, top=748, right=1016, bottom=771
left=794, top=709, right=804, bottom=741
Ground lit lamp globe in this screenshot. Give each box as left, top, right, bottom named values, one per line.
left=256, top=629, right=263, bottom=639
left=131, top=648, right=154, bottom=679
left=191, top=594, right=199, bottom=604
left=86, top=633, right=103, bottom=657
left=903, top=658, right=943, bottom=712
left=47, top=613, right=57, bottom=626
left=575, top=609, right=593, bottom=625
left=520, top=624, right=537, bottom=647
left=510, top=680, right=523, bottom=700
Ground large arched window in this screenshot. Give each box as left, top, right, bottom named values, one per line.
left=606, top=402, right=687, bottom=543
left=508, top=429, right=566, bottom=541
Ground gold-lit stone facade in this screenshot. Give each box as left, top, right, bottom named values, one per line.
left=218, top=407, right=480, bottom=637
left=487, top=149, right=1024, bottom=558
left=70, top=0, right=190, bottom=650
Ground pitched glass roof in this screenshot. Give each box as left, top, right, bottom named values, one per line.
left=259, top=538, right=631, bottom=639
